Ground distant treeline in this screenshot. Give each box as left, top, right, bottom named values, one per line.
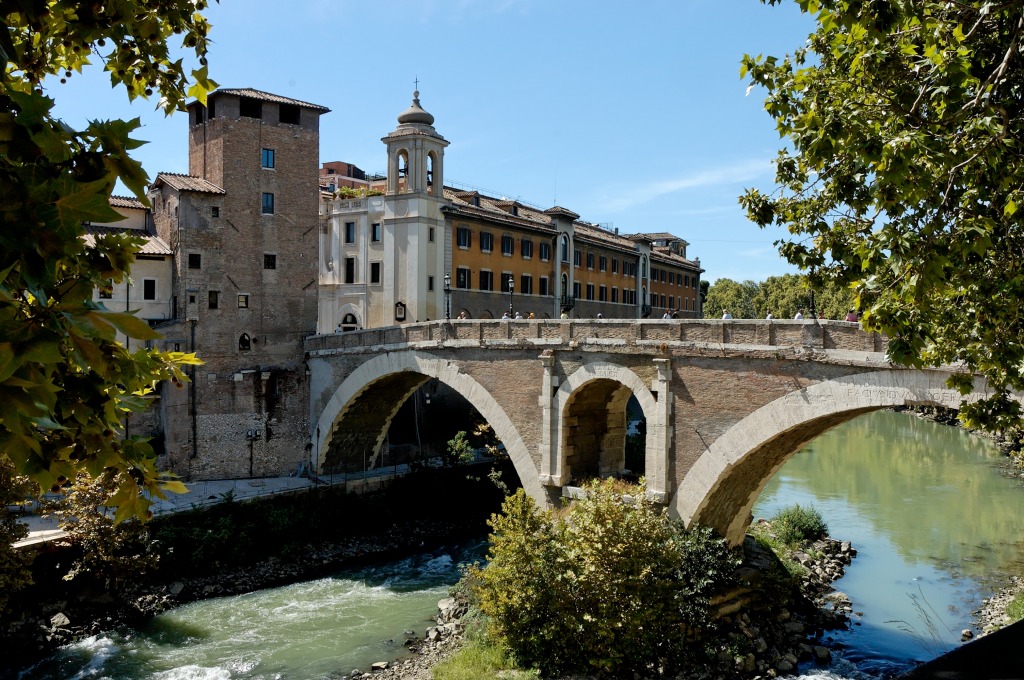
left=701, top=273, right=855, bottom=321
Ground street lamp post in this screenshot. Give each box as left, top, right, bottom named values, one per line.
left=809, top=289, right=817, bottom=320
left=443, top=272, right=451, bottom=321
left=508, top=274, right=514, bottom=317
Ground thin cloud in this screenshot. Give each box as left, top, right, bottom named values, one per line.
left=598, top=158, right=772, bottom=213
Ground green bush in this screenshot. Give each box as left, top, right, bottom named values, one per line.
left=770, top=504, right=828, bottom=545
left=470, top=480, right=738, bottom=678
left=1006, top=590, right=1024, bottom=624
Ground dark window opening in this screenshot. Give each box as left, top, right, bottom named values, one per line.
left=211, top=206, right=220, bottom=217
left=264, top=254, right=277, bottom=269
left=239, top=97, right=262, bottom=119
left=188, top=253, right=201, bottom=269
left=239, top=333, right=251, bottom=351
left=209, top=290, right=219, bottom=309
left=345, top=222, right=356, bottom=244
left=456, top=267, right=470, bottom=289
left=279, top=103, right=300, bottom=125
left=143, top=279, right=156, bottom=301
left=262, top=192, right=274, bottom=214
left=370, top=262, right=381, bottom=284
left=428, top=275, right=435, bottom=291
left=345, top=257, right=355, bottom=284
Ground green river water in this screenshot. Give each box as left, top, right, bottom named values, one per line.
left=16, top=410, right=1024, bottom=679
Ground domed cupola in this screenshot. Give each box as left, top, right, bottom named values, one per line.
left=397, top=90, right=434, bottom=126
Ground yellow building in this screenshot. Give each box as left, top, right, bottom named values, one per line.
left=319, top=91, right=703, bottom=330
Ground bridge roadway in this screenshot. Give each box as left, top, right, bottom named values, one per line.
left=305, top=318, right=989, bottom=545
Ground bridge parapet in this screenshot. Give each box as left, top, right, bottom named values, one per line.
left=305, top=319, right=885, bottom=357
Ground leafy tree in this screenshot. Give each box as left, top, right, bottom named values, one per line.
left=0, top=458, right=34, bottom=615
left=0, top=2, right=212, bottom=518
left=444, top=430, right=474, bottom=467
left=754, top=273, right=854, bottom=320
left=47, top=470, right=158, bottom=591
left=703, top=278, right=759, bottom=318
left=740, top=1, right=1024, bottom=429
left=471, top=482, right=738, bottom=677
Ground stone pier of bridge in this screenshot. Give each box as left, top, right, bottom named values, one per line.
left=305, top=319, right=989, bottom=544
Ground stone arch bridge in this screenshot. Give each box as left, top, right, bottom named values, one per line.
left=305, top=319, right=988, bottom=545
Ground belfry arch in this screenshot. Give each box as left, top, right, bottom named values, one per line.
left=672, top=369, right=997, bottom=545
left=314, top=350, right=544, bottom=502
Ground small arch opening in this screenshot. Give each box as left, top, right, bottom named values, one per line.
left=239, top=333, right=251, bottom=351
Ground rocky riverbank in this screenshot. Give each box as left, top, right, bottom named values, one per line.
left=0, top=517, right=487, bottom=675
left=349, top=525, right=859, bottom=679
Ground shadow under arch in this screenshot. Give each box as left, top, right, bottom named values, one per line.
left=315, top=350, right=544, bottom=503
left=553, top=361, right=659, bottom=489
left=672, top=369, right=996, bottom=546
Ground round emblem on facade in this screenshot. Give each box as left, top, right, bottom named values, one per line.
left=395, top=199, right=409, bottom=217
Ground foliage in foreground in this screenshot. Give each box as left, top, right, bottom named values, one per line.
left=769, top=504, right=828, bottom=546
left=470, top=481, right=739, bottom=678
left=46, top=470, right=158, bottom=591
left=0, top=0, right=211, bottom=520
left=741, top=0, right=1024, bottom=431
left=0, top=458, right=34, bottom=616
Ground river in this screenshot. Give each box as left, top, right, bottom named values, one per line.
left=16, top=410, right=1024, bottom=679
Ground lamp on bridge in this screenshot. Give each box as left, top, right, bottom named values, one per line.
left=443, top=272, right=451, bottom=321
left=508, top=274, right=514, bottom=317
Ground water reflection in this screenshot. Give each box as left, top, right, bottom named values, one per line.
left=756, top=410, right=1024, bottom=670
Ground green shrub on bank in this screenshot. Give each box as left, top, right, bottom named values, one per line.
left=1007, top=591, right=1024, bottom=623
left=770, top=504, right=828, bottom=546
left=469, top=480, right=739, bottom=678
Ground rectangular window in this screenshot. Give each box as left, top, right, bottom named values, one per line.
left=599, top=285, right=607, bottom=302
left=264, top=254, right=277, bottom=269
left=661, top=270, right=667, bottom=283
left=345, top=222, right=356, bottom=244
left=502, top=235, right=514, bottom=256
left=261, top=192, right=274, bottom=214
left=370, top=262, right=381, bottom=284
left=456, top=267, right=471, bottom=289
left=238, top=294, right=249, bottom=308
left=479, top=270, right=493, bottom=291
left=660, top=294, right=667, bottom=307
left=539, top=276, right=549, bottom=297
left=428, top=275, right=435, bottom=292
left=345, top=257, right=355, bottom=284
left=612, top=258, right=618, bottom=274
left=429, top=226, right=435, bottom=242
left=611, top=287, right=618, bottom=303
left=652, top=267, right=659, bottom=282
left=668, top=272, right=675, bottom=285
left=500, top=272, right=513, bottom=293
left=520, top=274, right=533, bottom=295
left=239, top=97, right=262, bottom=119
left=261, top=148, right=275, bottom=169
left=279, top=103, right=300, bottom=125
left=480, top=231, right=494, bottom=253
left=142, top=279, right=156, bottom=301
left=372, top=223, right=381, bottom=242
left=599, top=256, right=607, bottom=272
left=211, top=206, right=220, bottom=218
left=586, top=253, right=595, bottom=270
left=685, top=274, right=690, bottom=287
left=573, top=282, right=582, bottom=299
left=457, top=226, right=472, bottom=249
left=209, top=290, right=219, bottom=309
left=574, top=250, right=581, bottom=267
left=521, top=239, right=533, bottom=259
left=188, top=253, right=201, bottom=269
left=539, top=242, right=550, bottom=261
left=586, top=283, right=595, bottom=301
left=669, top=295, right=675, bottom=308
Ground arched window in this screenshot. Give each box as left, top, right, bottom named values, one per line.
left=341, top=313, right=358, bottom=332
left=397, top=150, right=410, bottom=192
left=561, top=273, right=570, bottom=302
left=427, top=151, right=438, bottom=194
left=239, top=333, right=251, bottom=351
left=560, top=234, right=570, bottom=263
left=641, top=256, right=648, bottom=280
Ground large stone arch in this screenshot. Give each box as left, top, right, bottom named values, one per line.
left=672, top=369, right=994, bottom=545
left=551, top=361, right=668, bottom=496
left=314, top=350, right=544, bottom=502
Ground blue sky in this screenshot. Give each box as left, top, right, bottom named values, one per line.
left=49, top=0, right=814, bottom=284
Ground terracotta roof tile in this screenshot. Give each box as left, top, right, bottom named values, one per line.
left=155, top=173, right=225, bottom=194
left=214, top=88, right=330, bottom=113
left=83, top=226, right=172, bottom=256
left=109, top=195, right=147, bottom=210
